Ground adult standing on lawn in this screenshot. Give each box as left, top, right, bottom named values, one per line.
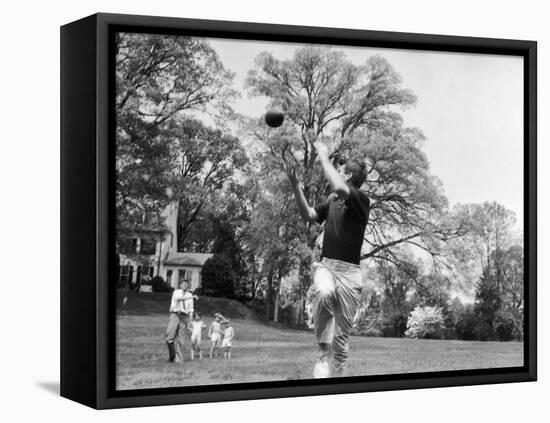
left=285, top=137, right=370, bottom=378
left=166, top=280, right=191, bottom=363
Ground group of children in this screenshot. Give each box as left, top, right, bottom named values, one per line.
left=166, top=280, right=235, bottom=363
left=189, top=312, right=235, bottom=360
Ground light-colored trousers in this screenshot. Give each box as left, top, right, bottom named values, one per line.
left=166, top=312, right=188, bottom=363
left=311, top=258, right=362, bottom=372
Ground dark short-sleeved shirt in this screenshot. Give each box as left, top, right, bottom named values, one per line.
left=314, top=186, right=370, bottom=265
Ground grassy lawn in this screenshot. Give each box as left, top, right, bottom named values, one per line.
left=116, top=293, right=523, bottom=390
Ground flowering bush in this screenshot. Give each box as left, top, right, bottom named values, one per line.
left=405, top=306, right=445, bottom=339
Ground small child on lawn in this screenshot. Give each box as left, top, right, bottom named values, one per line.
left=188, top=312, right=207, bottom=360
left=208, top=313, right=226, bottom=358
left=221, top=319, right=235, bottom=360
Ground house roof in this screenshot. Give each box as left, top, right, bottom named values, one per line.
left=164, top=252, right=213, bottom=267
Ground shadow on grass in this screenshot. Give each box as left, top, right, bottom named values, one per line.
left=36, top=381, right=60, bottom=396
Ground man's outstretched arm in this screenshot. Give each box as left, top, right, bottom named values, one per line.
left=313, top=141, right=350, bottom=199
left=285, top=162, right=318, bottom=223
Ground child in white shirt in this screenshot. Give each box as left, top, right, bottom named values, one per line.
left=187, top=312, right=207, bottom=360
left=208, top=313, right=226, bottom=358
left=221, top=320, right=235, bottom=359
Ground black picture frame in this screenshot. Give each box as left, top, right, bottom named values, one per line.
left=60, top=12, right=537, bottom=409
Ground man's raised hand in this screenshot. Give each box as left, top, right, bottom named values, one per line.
left=284, top=160, right=300, bottom=188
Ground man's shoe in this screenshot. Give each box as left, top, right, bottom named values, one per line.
left=313, top=355, right=331, bottom=378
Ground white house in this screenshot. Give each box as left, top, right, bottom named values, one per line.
left=118, top=202, right=213, bottom=290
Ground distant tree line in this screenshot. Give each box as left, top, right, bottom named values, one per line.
left=352, top=243, right=523, bottom=341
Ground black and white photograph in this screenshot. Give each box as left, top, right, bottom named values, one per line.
left=114, top=31, right=526, bottom=390
left=4, top=0, right=549, bottom=418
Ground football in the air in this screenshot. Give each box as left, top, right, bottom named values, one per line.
left=265, top=110, right=284, bottom=128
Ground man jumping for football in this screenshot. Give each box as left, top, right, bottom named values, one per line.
left=285, top=138, right=370, bottom=378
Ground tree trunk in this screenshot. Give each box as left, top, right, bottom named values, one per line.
left=265, top=266, right=274, bottom=320
left=297, top=256, right=312, bottom=326
left=296, top=296, right=303, bottom=327
left=265, top=289, right=272, bottom=320
left=249, top=258, right=258, bottom=300
left=273, top=272, right=281, bottom=322
left=273, top=290, right=280, bottom=322
left=292, top=225, right=318, bottom=326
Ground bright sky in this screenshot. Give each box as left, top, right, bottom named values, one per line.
left=207, top=38, right=524, bottom=225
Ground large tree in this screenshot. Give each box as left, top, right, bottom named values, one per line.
left=244, top=47, right=465, bottom=311
left=449, top=201, right=518, bottom=290
left=378, top=260, right=419, bottom=337
left=115, top=33, right=237, bottom=235
left=243, top=154, right=307, bottom=319
left=474, top=244, right=524, bottom=340
left=160, top=118, right=248, bottom=250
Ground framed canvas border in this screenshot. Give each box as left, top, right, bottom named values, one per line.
left=60, top=13, right=537, bottom=409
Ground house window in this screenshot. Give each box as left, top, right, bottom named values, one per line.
left=178, top=269, right=188, bottom=284
left=119, top=238, right=138, bottom=254
left=119, top=265, right=133, bottom=285
left=144, top=265, right=155, bottom=278
left=140, top=237, right=157, bottom=255
left=166, top=270, right=173, bottom=287
left=137, top=265, right=155, bottom=284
